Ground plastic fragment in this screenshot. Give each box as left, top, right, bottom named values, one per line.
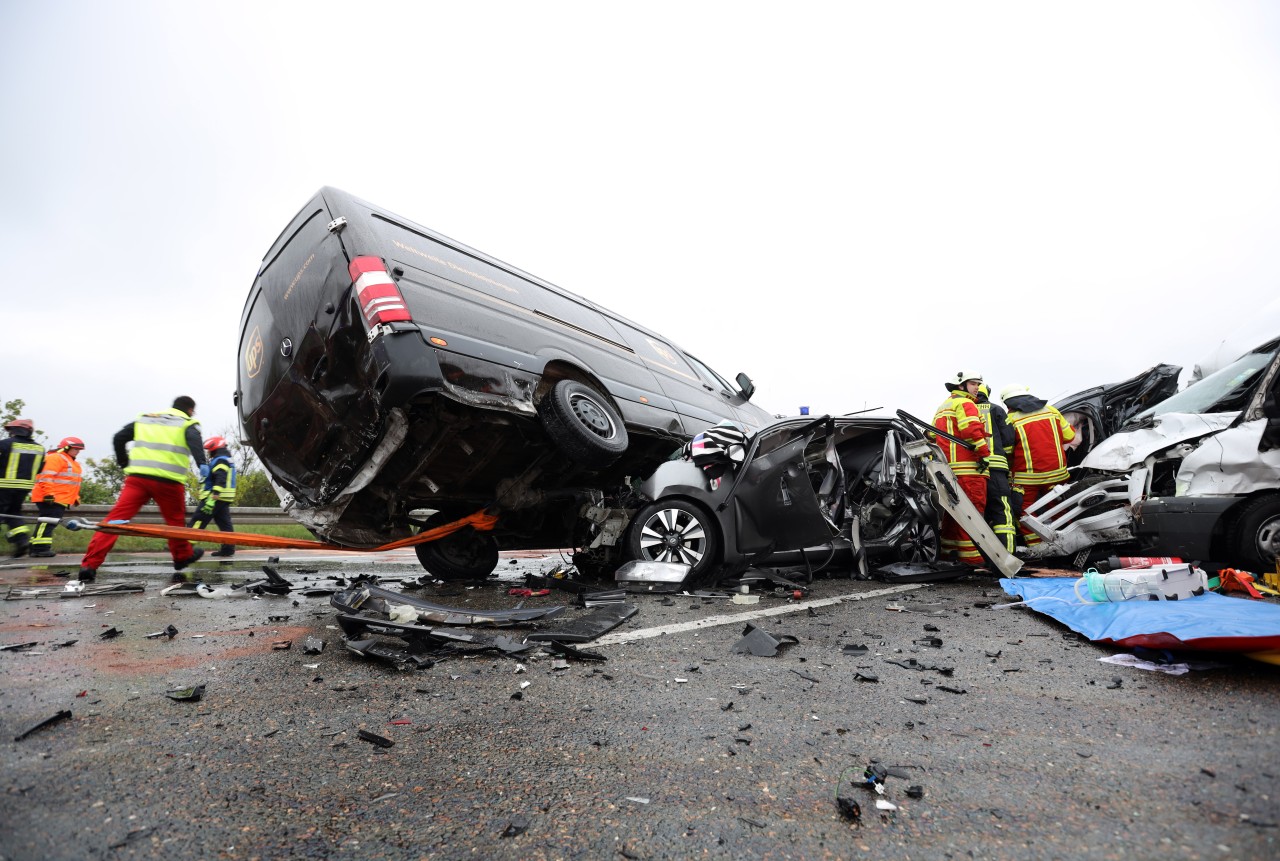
left=358, top=729, right=394, bottom=748
left=14, top=709, right=71, bottom=741
left=836, top=796, right=862, bottom=822
left=500, top=815, right=530, bottom=838
left=302, top=637, right=325, bottom=654
left=145, top=625, right=179, bottom=640
left=906, top=785, right=924, bottom=799
left=875, top=799, right=897, bottom=811
left=99, top=627, right=121, bottom=640
left=166, top=684, right=205, bottom=702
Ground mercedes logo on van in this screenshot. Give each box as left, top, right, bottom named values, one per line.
left=280, top=338, right=293, bottom=358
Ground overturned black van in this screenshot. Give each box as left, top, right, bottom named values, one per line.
left=237, top=188, right=771, bottom=574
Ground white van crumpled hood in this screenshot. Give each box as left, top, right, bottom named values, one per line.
left=1178, top=418, right=1280, bottom=495
left=1081, top=412, right=1238, bottom=472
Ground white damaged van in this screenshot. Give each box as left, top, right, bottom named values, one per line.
left=1022, top=336, right=1280, bottom=569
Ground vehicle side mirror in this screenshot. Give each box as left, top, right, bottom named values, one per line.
left=736, top=372, right=755, bottom=401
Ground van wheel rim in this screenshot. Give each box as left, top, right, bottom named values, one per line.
left=570, top=392, right=616, bottom=439
left=1257, top=515, right=1280, bottom=560
left=638, top=508, right=706, bottom=566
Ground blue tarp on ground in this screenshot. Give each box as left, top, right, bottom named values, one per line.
left=999, top=577, right=1280, bottom=652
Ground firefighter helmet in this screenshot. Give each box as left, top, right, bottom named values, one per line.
left=58, top=437, right=85, bottom=451
left=1000, top=384, right=1033, bottom=402
left=4, top=418, right=34, bottom=435
left=945, top=370, right=983, bottom=391
left=203, top=435, right=229, bottom=452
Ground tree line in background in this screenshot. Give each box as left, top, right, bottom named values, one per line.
left=2, top=397, right=280, bottom=507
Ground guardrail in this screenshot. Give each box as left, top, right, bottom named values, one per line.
left=20, top=503, right=297, bottom=526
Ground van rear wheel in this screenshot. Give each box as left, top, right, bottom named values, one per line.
left=414, top=523, right=499, bottom=581
left=539, top=379, right=629, bottom=467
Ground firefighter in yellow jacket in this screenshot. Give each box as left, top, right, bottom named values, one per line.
left=932, top=371, right=992, bottom=566
left=1, top=418, right=44, bottom=558
left=1000, top=384, right=1077, bottom=548
left=29, top=437, right=86, bottom=557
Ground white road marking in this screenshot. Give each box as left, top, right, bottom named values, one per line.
left=593, top=583, right=926, bottom=646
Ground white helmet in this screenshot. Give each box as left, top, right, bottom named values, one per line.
left=947, top=369, right=983, bottom=389
left=1000, top=384, right=1032, bottom=402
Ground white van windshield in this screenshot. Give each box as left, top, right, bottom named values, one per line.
left=1129, top=346, right=1278, bottom=422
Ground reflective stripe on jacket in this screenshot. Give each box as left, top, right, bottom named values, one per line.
left=30, top=450, right=83, bottom=505
left=932, top=392, right=991, bottom=475
left=1008, top=405, right=1077, bottom=485
left=201, top=455, right=237, bottom=503
left=124, top=409, right=198, bottom=482
left=0, top=439, right=45, bottom=489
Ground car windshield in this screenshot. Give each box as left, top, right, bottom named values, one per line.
left=1128, top=346, right=1278, bottom=423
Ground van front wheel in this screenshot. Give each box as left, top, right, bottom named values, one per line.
left=539, top=379, right=629, bottom=466
left=1227, top=494, right=1280, bottom=572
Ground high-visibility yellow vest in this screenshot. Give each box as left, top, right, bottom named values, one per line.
left=124, top=409, right=198, bottom=482
left=1, top=440, right=45, bottom=489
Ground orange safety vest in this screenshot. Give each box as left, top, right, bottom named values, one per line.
left=30, top=449, right=83, bottom=505
left=932, top=392, right=991, bottom=475
left=1008, top=405, right=1076, bottom=485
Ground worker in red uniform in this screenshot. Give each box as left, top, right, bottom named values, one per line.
left=1, top=418, right=45, bottom=558
left=932, top=371, right=992, bottom=566
left=29, top=437, right=86, bottom=558
left=78, top=397, right=207, bottom=582
left=999, top=384, right=1077, bottom=548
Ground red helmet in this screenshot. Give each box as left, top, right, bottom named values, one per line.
left=59, top=437, right=85, bottom=450
left=5, top=418, right=34, bottom=434
left=203, top=435, right=229, bottom=451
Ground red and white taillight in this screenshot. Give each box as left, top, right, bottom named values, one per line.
left=348, top=256, right=411, bottom=332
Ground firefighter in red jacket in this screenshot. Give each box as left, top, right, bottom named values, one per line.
left=1000, top=384, right=1077, bottom=548
left=932, top=370, right=992, bottom=566
left=29, top=436, right=85, bottom=557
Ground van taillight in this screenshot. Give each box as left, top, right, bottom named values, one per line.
left=348, top=256, right=411, bottom=327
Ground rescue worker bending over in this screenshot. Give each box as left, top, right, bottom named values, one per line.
left=0, top=418, right=44, bottom=558
left=188, top=436, right=237, bottom=557
left=1000, top=384, right=1077, bottom=549
left=29, top=436, right=85, bottom=557
left=975, top=384, right=1016, bottom=554
left=931, top=371, right=992, bottom=567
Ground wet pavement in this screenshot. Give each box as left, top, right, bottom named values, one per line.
left=1, top=548, right=1278, bottom=861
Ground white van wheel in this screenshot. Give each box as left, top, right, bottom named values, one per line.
left=1228, top=495, right=1280, bottom=571
left=539, top=379, right=629, bottom=466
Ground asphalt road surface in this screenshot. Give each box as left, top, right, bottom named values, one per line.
left=1, top=549, right=1277, bottom=861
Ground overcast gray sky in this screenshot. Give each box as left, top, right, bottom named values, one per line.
left=3, top=1, right=1280, bottom=462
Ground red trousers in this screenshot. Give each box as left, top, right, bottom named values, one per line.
left=81, top=475, right=193, bottom=569
left=941, top=473, right=988, bottom=566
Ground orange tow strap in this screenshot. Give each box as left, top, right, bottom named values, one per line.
left=87, top=509, right=499, bottom=553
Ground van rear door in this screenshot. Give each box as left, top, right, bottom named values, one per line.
left=237, top=193, right=360, bottom=498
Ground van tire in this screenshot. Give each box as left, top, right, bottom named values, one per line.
left=539, top=379, right=629, bottom=466
left=414, top=525, right=500, bottom=581
left=626, top=498, right=720, bottom=581
left=1227, top=494, right=1280, bottom=572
